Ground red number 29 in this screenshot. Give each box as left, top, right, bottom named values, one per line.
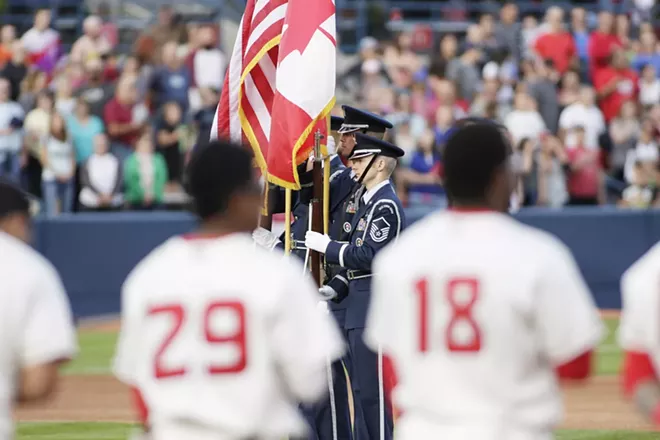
left=415, top=277, right=482, bottom=353
left=148, top=301, right=247, bottom=379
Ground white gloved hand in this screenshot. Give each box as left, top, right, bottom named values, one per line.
left=305, top=231, right=331, bottom=253
left=327, top=136, right=336, bottom=156
left=252, top=227, right=281, bottom=250
left=319, top=285, right=338, bottom=301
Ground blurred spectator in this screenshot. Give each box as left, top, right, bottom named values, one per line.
left=620, top=162, right=653, bottom=208
left=0, top=78, right=24, bottom=182
left=639, top=64, right=660, bottom=107
left=68, top=98, right=105, bottom=166
left=558, top=70, right=581, bottom=107
left=504, top=91, right=547, bottom=145
left=588, top=11, right=621, bottom=83
left=404, top=129, right=444, bottom=207
left=79, top=133, right=123, bottom=211
left=24, top=90, right=54, bottom=196
left=494, top=2, right=521, bottom=62
left=614, top=14, right=632, bottom=53
left=631, top=31, right=660, bottom=76
left=145, top=5, right=187, bottom=65
left=594, top=48, right=638, bottom=123
left=566, top=126, right=605, bottom=205
left=0, top=25, right=16, bottom=68
left=533, top=7, right=577, bottom=75
left=527, top=59, right=560, bottom=133
left=40, top=112, right=75, bottom=216
left=1, top=41, right=27, bottom=101
left=558, top=86, right=606, bottom=149
left=21, top=9, right=61, bottom=75
left=433, top=105, right=454, bottom=145
left=155, top=101, right=184, bottom=190
left=70, top=16, right=112, bottom=64
left=19, top=70, right=47, bottom=112
left=625, top=117, right=659, bottom=183
left=609, top=100, right=641, bottom=179
left=124, top=131, right=167, bottom=209
left=193, top=87, right=218, bottom=146
left=76, top=58, right=115, bottom=118
left=570, top=8, right=590, bottom=82
left=104, top=76, right=148, bottom=161
left=55, top=76, right=76, bottom=116
left=186, top=25, right=225, bottom=111
left=446, top=44, right=482, bottom=102
left=536, top=134, right=569, bottom=208
left=149, top=41, right=191, bottom=114
left=521, top=16, right=542, bottom=59
left=122, top=55, right=150, bottom=102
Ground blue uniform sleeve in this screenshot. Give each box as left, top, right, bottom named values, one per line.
left=325, top=200, right=403, bottom=271
left=327, top=270, right=350, bottom=302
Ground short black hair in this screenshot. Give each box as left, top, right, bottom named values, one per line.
left=0, top=179, right=30, bottom=218
left=185, top=140, right=255, bottom=220
left=443, top=122, right=510, bottom=203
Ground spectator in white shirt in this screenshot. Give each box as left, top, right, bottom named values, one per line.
left=20, top=10, right=59, bottom=62
left=624, top=118, right=659, bottom=184
left=79, top=133, right=123, bottom=211
left=504, top=91, right=547, bottom=145
left=40, top=113, right=75, bottom=216
left=639, top=64, right=660, bottom=108
left=0, top=78, right=24, bottom=183
left=558, top=86, right=606, bottom=150
left=188, top=25, right=226, bottom=112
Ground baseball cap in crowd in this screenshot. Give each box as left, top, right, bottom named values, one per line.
left=339, top=105, right=393, bottom=135
left=349, top=133, right=405, bottom=160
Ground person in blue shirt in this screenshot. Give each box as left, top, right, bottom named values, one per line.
left=149, top=41, right=192, bottom=114
left=306, top=133, right=405, bottom=440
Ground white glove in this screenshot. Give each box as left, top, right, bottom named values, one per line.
left=327, top=136, right=336, bottom=155
left=305, top=231, right=331, bottom=253
left=252, top=227, right=281, bottom=250
left=319, top=285, right=338, bottom=301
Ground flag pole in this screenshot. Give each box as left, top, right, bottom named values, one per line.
left=310, top=130, right=324, bottom=287
left=284, top=188, right=292, bottom=255
left=323, top=154, right=330, bottom=235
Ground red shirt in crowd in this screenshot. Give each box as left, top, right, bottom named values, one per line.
left=534, top=32, right=577, bottom=74
left=103, top=98, right=140, bottom=146
left=567, top=147, right=602, bottom=198
left=594, top=67, right=638, bottom=122
left=588, top=32, right=622, bottom=81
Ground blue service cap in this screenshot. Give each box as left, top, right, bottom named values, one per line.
left=349, top=133, right=405, bottom=160
left=338, top=105, right=393, bottom=134
left=330, top=116, right=344, bottom=132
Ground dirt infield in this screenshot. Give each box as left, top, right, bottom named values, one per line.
left=14, top=314, right=657, bottom=432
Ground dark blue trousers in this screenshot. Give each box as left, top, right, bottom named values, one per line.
left=348, top=328, right=393, bottom=440
left=301, top=357, right=353, bottom=440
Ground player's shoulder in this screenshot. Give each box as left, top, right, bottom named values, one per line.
left=622, top=241, right=660, bottom=290
left=506, top=217, right=575, bottom=262
left=0, top=232, right=61, bottom=284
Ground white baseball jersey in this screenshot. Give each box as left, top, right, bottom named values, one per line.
left=364, top=210, right=603, bottom=440
left=619, top=242, right=660, bottom=368
left=113, top=233, right=345, bottom=440
left=0, top=232, right=77, bottom=440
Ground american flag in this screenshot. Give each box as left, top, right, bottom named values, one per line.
left=211, top=0, right=288, bottom=172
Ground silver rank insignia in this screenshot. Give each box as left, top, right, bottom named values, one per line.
left=356, top=237, right=363, bottom=247
left=346, top=201, right=357, bottom=214
left=343, top=222, right=352, bottom=233
left=356, top=218, right=366, bottom=231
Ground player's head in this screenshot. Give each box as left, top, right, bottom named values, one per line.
left=349, top=133, right=404, bottom=188
left=0, top=179, right=34, bottom=243
left=337, top=106, right=393, bottom=157
left=185, top=140, right=262, bottom=233
left=443, top=120, right=513, bottom=212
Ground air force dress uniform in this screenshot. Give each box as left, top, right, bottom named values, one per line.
left=307, top=134, right=406, bottom=440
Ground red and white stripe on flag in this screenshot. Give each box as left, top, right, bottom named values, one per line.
left=211, top=0, right=288, bottom=173
left=266, top=0, right=336, bottom=189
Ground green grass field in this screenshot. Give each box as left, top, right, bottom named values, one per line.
left=16, top=317, right=659, bottom=440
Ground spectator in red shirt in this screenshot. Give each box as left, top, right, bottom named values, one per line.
left=533, top=7, right=577, bottom=75
left=103, top=76, right=148, bottom=162
left=566, top=126, right=604, bottom=206
left=594, top=48, right=638, bottom=123
left=588, top=11, right=621, bottom=83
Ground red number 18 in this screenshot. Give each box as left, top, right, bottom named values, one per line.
left=415, top=277, right=482, bottom=353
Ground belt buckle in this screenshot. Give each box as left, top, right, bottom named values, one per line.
left=347, top=270, right=355, bottom=281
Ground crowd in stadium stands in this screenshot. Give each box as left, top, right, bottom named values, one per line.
left=1, top=1, right=660, bottom=216
left=333, top=2, right=660, bottom=213
left=0, top=5, right=225, bottom=216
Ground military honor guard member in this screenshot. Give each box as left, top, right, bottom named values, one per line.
left=305, top=133, right=406, bottom=440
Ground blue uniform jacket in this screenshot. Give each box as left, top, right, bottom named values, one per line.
left=325, top=182, right=405, bottom=329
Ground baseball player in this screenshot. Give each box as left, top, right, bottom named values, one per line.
left=364, top=122, right=604, bottom=440
left=619, top=242, right=660, bottom=425
left=0, top=180, right=77, bottom=440
left=112, top=140, right=345, bottom=440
